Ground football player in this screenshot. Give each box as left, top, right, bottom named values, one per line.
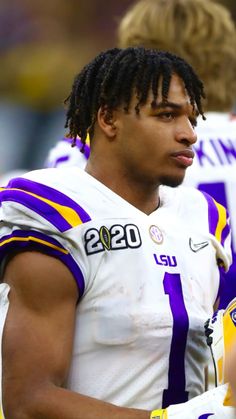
left=0, top=47, right=234, bottom=418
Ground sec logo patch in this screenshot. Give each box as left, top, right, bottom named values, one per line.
left=149, top=225, right=163, bottom=244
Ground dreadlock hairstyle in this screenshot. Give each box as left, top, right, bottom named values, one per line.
left=64, top=47, right=205, bottom=150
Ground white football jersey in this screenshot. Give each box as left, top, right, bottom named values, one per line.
left=45, top=136, right=89, bottom=169
left=0, top=168, right=232, bottom=410
left=184, top=112, right=236, bottom=308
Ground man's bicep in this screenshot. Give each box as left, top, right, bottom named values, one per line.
left=1, top=251, right=78, bottom=413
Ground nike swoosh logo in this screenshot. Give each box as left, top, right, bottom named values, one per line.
left=189, top=238, right=209, bottom=252
left=198, top=414, right=214, bottom=419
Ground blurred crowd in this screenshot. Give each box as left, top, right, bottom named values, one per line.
left=0, top=0, right=235, bottom=177
left=0, top=0, right=133, bottom=176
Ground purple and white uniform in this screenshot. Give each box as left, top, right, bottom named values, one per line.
left=45, top=136, right=90, bottom=169
left=0, top=167, right=232, bottom=411
left=184, top=112, right=236, bottom=308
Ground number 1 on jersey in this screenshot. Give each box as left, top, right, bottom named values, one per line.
left=162, top=272, right=189, bottom=408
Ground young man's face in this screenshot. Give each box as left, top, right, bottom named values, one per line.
left=113, top=73, right=198, bottom=188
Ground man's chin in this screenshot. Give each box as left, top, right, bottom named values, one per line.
left=160, top=175, right=184, bottom=188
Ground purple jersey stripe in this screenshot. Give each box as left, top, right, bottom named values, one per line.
left=221, top=217, right=230, bottom=247
left=215, top=265, right=226, bottom=305
left=5, top=177, right=91, bottom=224
left=201, top=191, right=228, bottom=245
left=0, top=188, right=72, bottom=232
left=201, top=191, right=219, bottom=236
left=62, top=137, right=90, bottom=160
left=162, top=273, right=189, bottom=407
left=54, top=155, right=70, bottom=167
left=0, top=230, right=85, bottom=296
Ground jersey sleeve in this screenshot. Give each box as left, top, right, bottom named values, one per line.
left=0, top=175, right=91, bottom=297
left=201, top=190, right=232, bottom=272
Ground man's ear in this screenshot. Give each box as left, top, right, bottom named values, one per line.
left=97, top=106, right=117, bottom=139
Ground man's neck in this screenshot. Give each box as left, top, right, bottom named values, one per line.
left=85, top=163, right=160, bottom=215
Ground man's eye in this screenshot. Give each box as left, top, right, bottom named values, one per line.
left=158, top=112, right=174, bottom=120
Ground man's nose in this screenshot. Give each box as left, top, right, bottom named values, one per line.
left=176, top=118, right=197, bottom=145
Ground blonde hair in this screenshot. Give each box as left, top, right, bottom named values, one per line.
left=118, top=0, right=236, bottom=111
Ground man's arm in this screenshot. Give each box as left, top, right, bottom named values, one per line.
left=2, top=251, right=149, bottom=419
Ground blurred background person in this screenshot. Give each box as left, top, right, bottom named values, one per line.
left=45, top=135, right=90, bottom=169
left=220, top=0, right=236, bottom=117
left=215, top=0, right=236, bottom=25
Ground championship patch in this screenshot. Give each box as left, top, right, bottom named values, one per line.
left=84, top=224, right=142, bottom=255
left=99, top=226, right=111, bottom=250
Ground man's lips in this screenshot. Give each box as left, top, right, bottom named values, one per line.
left=170, top=149, right=195, bottom=167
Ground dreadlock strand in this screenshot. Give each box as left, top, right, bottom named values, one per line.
left=150, top=54, right=161, bottom=108
left=132, top=48, right=148, bottom=113
left=138, top=54, right=157, bottom=108
left=101, top=49, right=135, bottom=110
left=158, top=57, right=172, bottom=102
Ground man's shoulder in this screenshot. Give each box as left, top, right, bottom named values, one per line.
left=162, top=185, right=228, bottom=232
left=161, top=184, right=205, bottom=207
left=0, top=168, right=96, bottom=231
left=8, top=166, right=95, bottom=197
left=2, top=167, right=88, bottom=203
left=162, top=185, right=231, bottom=269
left=0, top=168, right=129, bottom=228
left=21, top=166, right=84, bottom=186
